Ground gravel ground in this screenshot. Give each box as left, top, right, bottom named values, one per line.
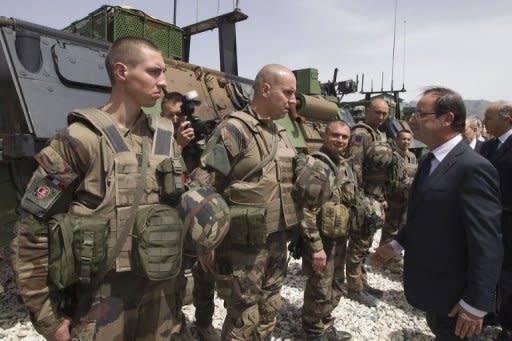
left=0, top=232, right=502, bottom=340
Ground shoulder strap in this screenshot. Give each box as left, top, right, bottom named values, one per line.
left=240, top=124, right=278, bottom=181
left=352, top=122, right=379, bottom=141
left=228, top=110, right=260, bottom=133
left=227, top=110, right=279, bottom=181
left=68, top=108, right=129, bottom=153
left=310, top=151, right=339, bottom=176
left=149, top=116, right=175, bottom=157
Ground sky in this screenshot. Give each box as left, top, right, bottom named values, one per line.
left=2, top=0, right=511, bottom=103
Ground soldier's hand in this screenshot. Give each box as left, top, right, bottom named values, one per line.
left=312, top=249, right=327, bottom=273
left=50, top=318, right=71, bottom=341
left=368, top=243, right=397, bottom=267
left=176, top=121, right=195, bottom=148
left=448, top=303, right=484, bottom=338
left=381, top=200, right=389, bottom=210
left=198, top=249, right=215, bottom=273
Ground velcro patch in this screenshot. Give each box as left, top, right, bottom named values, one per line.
left=354, top=135, right=364, bottom=146
left=21, top=175, right=65, bottom=218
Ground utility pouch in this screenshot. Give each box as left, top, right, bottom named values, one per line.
left=156, top=157, right=187, bottom=203
left=131, top=204, right=185, bottom=281
left=320, top=202, right=350, bottom=238
left=227, top=205, right=267, bottom=245
left=48, top=214, right=109, bottom=289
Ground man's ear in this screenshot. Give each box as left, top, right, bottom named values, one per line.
left=504, top=114, right=512, bottom=125
left=261, top=82, right=272, bottom=98
left=443, top=112, right=455, bottom=126
left=113, top=62, right=128, bottom=82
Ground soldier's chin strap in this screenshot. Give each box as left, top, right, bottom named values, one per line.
left=74, top=136, right=150, bottom=316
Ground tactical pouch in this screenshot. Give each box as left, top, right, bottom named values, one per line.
left=48, top=214, right=109, bottom=289
left=227, top=205, right=267, bottom=245
left=320, top=202, right=350, bottom=238
left=156, top=157, right=187, bottom=203
left=131, top=204, right=185, bottom=281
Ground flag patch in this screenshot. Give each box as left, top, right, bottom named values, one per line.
left=354, top=135, right=364, bottom=146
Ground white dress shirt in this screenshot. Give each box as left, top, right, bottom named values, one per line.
left=498, top=128, right=512, bottom=147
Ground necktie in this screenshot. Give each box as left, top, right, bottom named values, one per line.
left=488, top=138, right=501, bottom=157
left=415, top=152, right=434, bottom=190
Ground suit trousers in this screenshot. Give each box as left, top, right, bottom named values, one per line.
left=426, top=312, right=481, bottom=341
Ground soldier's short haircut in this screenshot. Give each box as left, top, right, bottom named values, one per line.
left=161, top=91, right=183, bottom=111
left=369, top=97, right=388, bottom=108
left=423, top=87, right=466, bottom=133
left=105, top=37, right=161, bottom=84
left=398, top=129, right=412, bottom=137
left=253, top=64, right=288, bottom=95
left=325, top=120, right=350, bottom=134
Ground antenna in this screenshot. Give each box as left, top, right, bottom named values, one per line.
left=173, top=0, right=177, bottom=25
left=381, top=71, right=384, bottom=92
left=391, top=0, right=398, bottom=91
left=401, top=20, right=407, bottom=91
left=218, top=0, right=221, bottom=14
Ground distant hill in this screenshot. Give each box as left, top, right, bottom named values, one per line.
left=405, top=99, right=491, bottom=118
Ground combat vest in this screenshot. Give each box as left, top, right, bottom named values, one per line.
left=403, top=150, right=418, bottom=179
left=318, top=155, right=358, bottom=238
left=388, top=148, right=418, bottom=206
left=224, top=110, right=300, bottom=239
left=67, top=108, right=179, bottom=273
left=353, top=122, right=393, bottom=197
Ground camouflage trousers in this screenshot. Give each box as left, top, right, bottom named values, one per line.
left=192, top=260, right=216, bottom=327
left=71, top=271, right=187, bottom=341
left=302, top=236, right=348, bottom=338
left=379, top=204, right=406, bottom=246
left=346, top=207, right=385, bottom=291
left=215, top=230, right=290, bottom=341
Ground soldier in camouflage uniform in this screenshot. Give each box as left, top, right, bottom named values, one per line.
left=193, top=64, right=300, bottom=340
left=380, top=130, right=417, bottom=245
left=162, top=91, right=219, bottom=341
left=10, top=38, right=192, bottom=340
left=345, top=97, right=393, bottom=307
left=299, top=121, right=354, bottom=341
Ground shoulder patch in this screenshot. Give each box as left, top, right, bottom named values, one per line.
left=354, top=135, right=364, bottom=146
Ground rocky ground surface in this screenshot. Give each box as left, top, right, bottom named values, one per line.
left=0, top=234, right=502, bottom=340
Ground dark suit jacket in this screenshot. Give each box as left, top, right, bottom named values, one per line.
left=474, top=139, right=483, bottom=153
left=396, top=140, right=502, bottom=314
left=481, top=135, right=512, bottom=265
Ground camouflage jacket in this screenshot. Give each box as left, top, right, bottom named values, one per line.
left=387, top=147, right=418, bottom=206
left=348, top=122, right=393, bottom=201
left=196, top=106, right=299, bottom=233
left=11, top=111, right=177, bottom=337
left=301, top=148, right=358, bottom=252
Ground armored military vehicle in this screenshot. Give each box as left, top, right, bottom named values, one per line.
left=0, top=5, right=358, bottom=247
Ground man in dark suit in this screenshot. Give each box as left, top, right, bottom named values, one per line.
left=371, top=87, right=503, bottom=340
left=481, top=101, right=512, bottom=340
left=464, top=117, right=483, bottom=152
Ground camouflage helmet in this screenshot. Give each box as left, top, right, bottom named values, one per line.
left=292, top=152, right=336, bottom=209
left=178, top=187, right=230, bottom=255
left=366, top=141, right=393, bottom=169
